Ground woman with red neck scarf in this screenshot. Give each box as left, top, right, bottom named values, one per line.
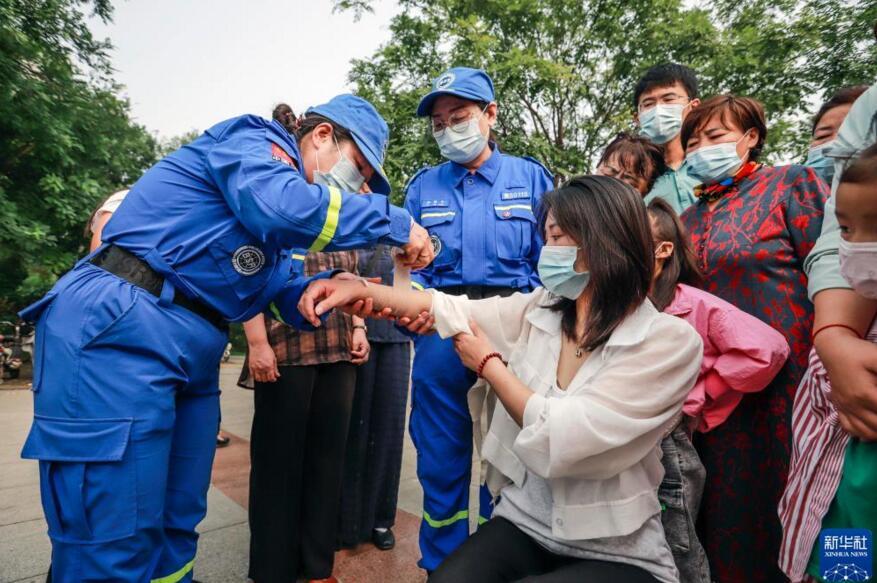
left=679, top=95, right=830, bottom=581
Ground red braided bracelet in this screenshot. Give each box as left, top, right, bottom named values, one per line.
left=812, top=323, right=863, bottom=343
left=477, top=352, right=503, bottom=378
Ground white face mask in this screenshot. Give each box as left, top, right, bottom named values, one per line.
left=537, top=245, right=590, bottom=300
left=839, top=238, right=877, bottom=299
left=313, top=136, right=366, bottom=193
left=639, top=103, right=686, bottom=145
left=686, top=134, right=749, bottom=184
left=433, top=108, right=489, bottom=164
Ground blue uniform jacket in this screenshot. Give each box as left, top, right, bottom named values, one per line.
left=404, top=145, right=553, bottom=291
left=100, top=115, right=411, bottom=325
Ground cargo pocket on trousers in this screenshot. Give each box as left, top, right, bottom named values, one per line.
left=21, top=415, right=136, bottom=544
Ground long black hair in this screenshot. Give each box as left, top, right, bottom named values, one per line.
left=539, top=175, right=654, bottom=352
left=647, top=198, right=703, bottom=311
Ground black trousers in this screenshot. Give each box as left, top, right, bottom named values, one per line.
left=429, top=517, right=660, bottom=583
left=337, top=342, right=411, bottom=547
left=248, top=362, right=356, bottom=582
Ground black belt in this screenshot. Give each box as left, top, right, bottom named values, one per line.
left=91, top=245, right=228, bottom=331
left=437, top=285, right=521, bottom=300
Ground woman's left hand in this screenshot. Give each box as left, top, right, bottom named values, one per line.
left=452, top=320, right=497, bottom=372
left=350, top=327, right=371, bottom=365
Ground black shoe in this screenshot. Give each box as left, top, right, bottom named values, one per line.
left=371, top=527, right=395, bottom=550
left=216, top=433, right=230, bottom=447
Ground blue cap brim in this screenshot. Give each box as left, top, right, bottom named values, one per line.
left=351, top=133, right=391, bottom=195
left=416, top=89, right=489, bottom=117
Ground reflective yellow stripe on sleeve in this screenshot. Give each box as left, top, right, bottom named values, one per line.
left=309, top=185, right=342, bottom=252
left=151, top=560, right=195, bottom=583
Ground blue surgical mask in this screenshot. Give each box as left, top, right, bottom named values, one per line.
left=686, top=134, right=748, bottom=185
left=433, top=109, right=489, bottom=164
left=805, top=140, right=836, bottom=185
left=639, top=103, right=686, bottom=145
left=314, top=136, right=366, bottom=193
left=538, top=245, right=590, bottom=300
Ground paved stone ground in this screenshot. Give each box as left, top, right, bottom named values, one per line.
left=0, top=357, right=481, bottom=583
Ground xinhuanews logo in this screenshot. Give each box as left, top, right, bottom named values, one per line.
left=819, top=529, right=873, bottom=582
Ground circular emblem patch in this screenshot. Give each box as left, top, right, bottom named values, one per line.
left=430, top=234, right=442, bottom=256
left=435, top=72, right=455, bottom=90
left=232, top=245, right=265, bottom=276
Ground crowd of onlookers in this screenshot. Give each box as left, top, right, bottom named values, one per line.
left=80, top=61, right=877, bottom=583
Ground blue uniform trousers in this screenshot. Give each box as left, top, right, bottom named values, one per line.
left=409, top=333, right=493, bottom=571
left=21, top=263, right=227, bottom=582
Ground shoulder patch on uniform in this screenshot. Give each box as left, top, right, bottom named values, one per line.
left=232, top=245, right=266, bottom=276
left=270, top=142, right=294, bottom=167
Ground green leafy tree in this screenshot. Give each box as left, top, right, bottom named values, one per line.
left=0, top=0, right=159, bottom=313
left=159, top=129, right=202, bottom=158
left=337, top=0, right=877, bottom=204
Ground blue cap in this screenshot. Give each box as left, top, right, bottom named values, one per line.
left=307, top=94, right=391, bottom=195
left=417, top=67, right=495, bottom=117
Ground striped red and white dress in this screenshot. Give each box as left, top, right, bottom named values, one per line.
left=777, top=323, right=877, bottom=582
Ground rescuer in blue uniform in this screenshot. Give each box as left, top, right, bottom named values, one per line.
left=404, top=67, right=554, bottom=571
left=18, top=94, right=433, bottom=583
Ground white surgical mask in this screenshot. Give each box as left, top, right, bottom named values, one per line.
left=314, top=136, right=366, bottom=193
left=537, top=246, right=590, bottom=300
left=686, top=134, right=749, bottom=185
left=639, top=103, right=686, bottom=145
left=433, top=109, right=489, bottom=164
left=839, top=238, right=877, bottom=299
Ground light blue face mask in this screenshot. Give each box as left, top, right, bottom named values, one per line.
left=433, top=108, right=489, bottom=164
left=639, top=103, right=686, bottom=145
left=686, top=134, right=748, bottom=185
left=805, top=140, right=836, bottom=184
left=538, top=245, right=590, bottom=300
left=314, top=136, right=366, bottom=193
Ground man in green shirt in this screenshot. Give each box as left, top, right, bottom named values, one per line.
left=634, top=63, right=702, bottom=214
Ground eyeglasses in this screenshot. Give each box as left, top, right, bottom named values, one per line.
left=638, top=93, right=689, bottom=112
left=432, top=105, right=489, bottom=136
left=597, top=163, right=639, bottom=186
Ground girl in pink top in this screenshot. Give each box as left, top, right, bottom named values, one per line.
left=647, top=198, right=790, bottom=582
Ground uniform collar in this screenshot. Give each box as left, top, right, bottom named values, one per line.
left=451, top=142, right=502, bottom=186
left=526, top=292, right=658, bottom=348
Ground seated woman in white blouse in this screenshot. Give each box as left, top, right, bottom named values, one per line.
left=299, top=175, right=704, bottom=583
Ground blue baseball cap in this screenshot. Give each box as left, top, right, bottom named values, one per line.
left=416, top=67, right=495, bottom=117
left=307, top=94, right=392, bottom=195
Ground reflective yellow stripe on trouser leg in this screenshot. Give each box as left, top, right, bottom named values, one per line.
left=151, top=559, right=195, bottom=583
left=422, top=509, right=469, bottom=528
left=308, top=185, right=342, bottom=252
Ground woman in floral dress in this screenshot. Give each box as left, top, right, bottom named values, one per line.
left=679, top=95, right=829, bottom=581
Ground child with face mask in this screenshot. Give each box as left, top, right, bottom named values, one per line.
left=779, top=143, right=877, bottom=583
left=647, top=198, right=790, bottom=582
